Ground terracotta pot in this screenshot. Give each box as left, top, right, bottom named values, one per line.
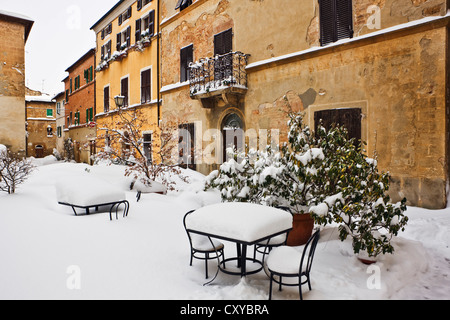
left=286, top=214, right=314, bottom=246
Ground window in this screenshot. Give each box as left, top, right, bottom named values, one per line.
left=47, top=126, right=53, bottom=137
left=116, top=27, right=131, bottom=50
left=143, top=133, right=152, bottom=164
left=84, top=67, right=93, bottom=84
left=74, top=111, right=80, bottom=126
left=319, top=0, right=353, bottom=46
left=121, top=77, right=129, bottom=108
left=46, top=109, right=53, bottom=118
left=314, top=108, right=361, bottom=145
left=65, top=89, right=69, bottom=102
left=57, top=126, right=62, bottom=138
left=214, top=29, right=233, bottom=81
left=86, top=108, right=93, bottom=123
left=101, top=41, right=112, bottom=60
left=137, top=0, right=152, bottom=11
left=178, top=123, right=196, bottom=170
left=101, top=23, right=112, bottom=40
left=141, top=69, right=151, bottom=104
left=175, top=0, right=193, bottom=11
left=56, top=102, right=61, bottom=115
left=180, top=44, right=193, bottom=82
left=118, top=6, right=132, bottom=26
left=214, top=28, right=233, bottom=56
left=74, top=75, right=81, bottom=91
left=104, top=86, right=110, bottom=113
left=70, top=78, right=73, bottom=94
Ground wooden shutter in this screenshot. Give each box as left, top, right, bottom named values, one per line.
left=314, top=108, right=361, bottom=144
left=121, top=78, right=129, bottom=107
left=214, top=29, right=233, bottom=56
left=175, top=0, right=183, bottom=9
left=336, top=0, right=353, bottom=41
left=319, top=0, right=336, bottom=46
left=319, top=0, right=353, bottom=46
left=104, top=86, right=109, bottom=112
left=118, top=14, right=123, bottom=26
left=116, top=33, right=122, bottom=51
left=141, top=69, right=151, bottom=104
left=135, top=19, right=142, bottom=42
left=126, top=26, right=131, bottom=47
left=101, top=45, right=105, bottom=60
left=127, top=7, right=132, bottom=19
left=149, top=10, right=155, bottom=36
left=180, top=45, right=193, bottom=82
left=137, top=0, right=143, bottom=11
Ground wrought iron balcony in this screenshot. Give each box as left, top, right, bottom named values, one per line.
left=189, top=51, right=249, bottom=101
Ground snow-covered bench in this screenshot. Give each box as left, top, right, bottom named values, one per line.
left=56, top=175, right=129, bottom=220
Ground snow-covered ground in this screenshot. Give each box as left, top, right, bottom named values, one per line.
left=1, top=157, right=449, bottom=300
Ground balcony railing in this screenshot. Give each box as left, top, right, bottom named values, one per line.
left=189, top=51, right=249, bottom=98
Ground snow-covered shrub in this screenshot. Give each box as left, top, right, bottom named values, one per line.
left=0, top=147, right=34, bottom=194
left=308, top=121, right=408, bottom=258
left=205, top=146, right=285, bottom=206
left=205, top=109, right=408, bottom=258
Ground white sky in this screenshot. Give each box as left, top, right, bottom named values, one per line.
left=0, top=0, right=119, bottom=97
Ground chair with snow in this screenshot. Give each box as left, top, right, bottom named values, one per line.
left=266, top=228, right=321, bottom=300
left=253, top=206, right=292, bottom=263
left=183, top=210, right=226, bottom=279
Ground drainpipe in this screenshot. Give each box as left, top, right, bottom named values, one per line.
left=157, top=0, right=161, bottom=126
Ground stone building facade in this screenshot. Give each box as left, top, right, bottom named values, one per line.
left=63, top=48, right=96, bottom=164
left=25, top=92, right=56, bottom=158
left=0, top=10, right=33, bottom=157
left=91, top=0, right=160, bottom=160
left=159, top=0, right=450, bottom=209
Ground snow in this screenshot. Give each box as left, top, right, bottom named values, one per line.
left=185, top=202, right=293, bottom=243
left=0, top=161, right=450, bottom=300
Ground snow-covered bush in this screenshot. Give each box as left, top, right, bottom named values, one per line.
left=308, top=121, right=408, bottom=258
left=0, top=146, right=34, bottom=194
left=205, top=109, right=408, bottom=258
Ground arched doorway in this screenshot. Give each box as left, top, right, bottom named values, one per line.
left=35, top=145, right=44, bottom=158
left=221, top=112, right=244, bottom=163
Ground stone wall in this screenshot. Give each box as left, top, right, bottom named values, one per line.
left=0, top=19, right=26, bottom=155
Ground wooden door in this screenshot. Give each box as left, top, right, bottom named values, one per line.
left=314, top=108, right=361, bottom=143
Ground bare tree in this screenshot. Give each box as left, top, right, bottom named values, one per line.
left=0, top=148, right=35, bottom=194
left=95, top=108, right=189, bottom=192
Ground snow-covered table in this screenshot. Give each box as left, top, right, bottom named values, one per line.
left=56, top=175, right=129, bottom=220
left=185, top=202, right=293, bottom=279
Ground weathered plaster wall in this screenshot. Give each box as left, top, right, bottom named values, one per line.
left=246, top=26, right=448, bottom=209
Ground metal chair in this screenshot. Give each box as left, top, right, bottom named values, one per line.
left=267, top=229, right=321, bottom=300
left=183, top=210, right=226, bottom=279
left=253, top=206, right=292, bottom=262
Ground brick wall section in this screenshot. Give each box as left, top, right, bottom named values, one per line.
left=64, top=51, right=96, bottom=128
left=0, top=20, right=25, bottom=97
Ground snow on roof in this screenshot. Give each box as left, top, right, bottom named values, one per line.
left=0, top=9, right=33, bottom=22
left=25, top=95, right=54, bottom=103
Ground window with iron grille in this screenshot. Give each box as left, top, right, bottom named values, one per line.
left=319, top=0, right=353, bottom=46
